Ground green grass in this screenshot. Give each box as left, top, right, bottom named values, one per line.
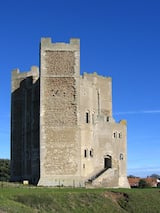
left=0, top=183, right=160, bottom=213
left=113, top=188, right=160, bottom=213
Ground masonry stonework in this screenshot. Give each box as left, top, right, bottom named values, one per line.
left=11, top=66, right=40, bottom=184
left=11, top=38, right=130, bottom=188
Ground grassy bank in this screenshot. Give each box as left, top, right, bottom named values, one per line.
left=0, top=183, right=160, bottom=213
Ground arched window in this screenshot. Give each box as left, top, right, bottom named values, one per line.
left=120, top=153, right=124, bottom=160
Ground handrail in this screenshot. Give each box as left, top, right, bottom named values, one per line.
left=88, top=167, right=109, bottom=182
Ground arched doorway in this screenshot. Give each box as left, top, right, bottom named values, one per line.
left=104, top=155, right=112, bottom=169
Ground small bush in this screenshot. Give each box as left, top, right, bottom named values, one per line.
left=138, top=179, right=151, bottom=188
left=0, top=159, right=10, bottom=181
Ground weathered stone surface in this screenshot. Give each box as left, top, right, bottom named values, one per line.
left=42, top=77, right=77, bottom=126
left=11, top=38, right=129, bottom=188
left=11, top=67, right=40, bottom=184
left=45, top=51, right=75, bottom=76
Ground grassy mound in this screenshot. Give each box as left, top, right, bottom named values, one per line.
left=0, top=184, right=160, bottom=213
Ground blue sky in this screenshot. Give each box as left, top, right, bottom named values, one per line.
left=0, top=0, right=160, bottom=177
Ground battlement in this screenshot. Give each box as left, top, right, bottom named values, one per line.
left=81, top=72, right=111, bottom=81
left=41, top=37, right=80, bottom=51
left=12, top=66, right=39, bottom=79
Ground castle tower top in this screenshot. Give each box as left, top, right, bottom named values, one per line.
left=40, top=37, right=80, bottom=78
left=40, top=37, right=80, bottom=50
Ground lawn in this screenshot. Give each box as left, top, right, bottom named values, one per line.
left=0, top=183, right=160, bottom=213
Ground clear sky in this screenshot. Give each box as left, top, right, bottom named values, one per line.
left=0, top=0, right=160, bottom=177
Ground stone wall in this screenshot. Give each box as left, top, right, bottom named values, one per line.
left=45, top=51, right=75, bottom=75
left=38, top=38, right=81, bottom=185
left=11, top=67, right=40, bottom=184
left=42, top=77, right=77, bottom=126
left=44, top=128, right=79, bottom=175
left=79, top=73, right=129, bottom=188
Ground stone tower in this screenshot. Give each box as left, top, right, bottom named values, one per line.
left=11, top=66, right=40, bottom=184
left=11, top=38, right=130, bottom=188
left=38, top=38, right=82, bottom=186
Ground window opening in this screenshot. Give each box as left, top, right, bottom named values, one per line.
left=104, top=155, right=112, bottom=169
left=97, top=89, right=100, bottom=115
left=106, top=116, right=109, bottom=122
left=86, top=112, right=89, bottom=123
left=120, top=153, right=124, bottom=160
left=92, top=113, right=94, bottom=124
left=119, top=132, right=122, bottom=138
left=84, top=149, right=87, bottom=158
left=90, top=149, right=93, bottom=157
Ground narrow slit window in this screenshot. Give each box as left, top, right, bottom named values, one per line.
left=113, top=132, right=116, bottom=138
left=84, top=149, right=87, bottom=158
left=86, top=112, right=89, bottom=123
left=119, top=132, right=122, bottom=138
left=92, top=113, right=94, bottom=124
left=90, top=149, right=93, bottom=157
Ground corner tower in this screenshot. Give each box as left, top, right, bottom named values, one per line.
left=38, top=38, right=82, bottom=186
left=11, top=66, right=40, bottom=184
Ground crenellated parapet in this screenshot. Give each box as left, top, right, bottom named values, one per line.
left=11, top=66, right=39, bottom=92
left=41, top=37, right=80, bottom=49
left=12, top=66, right=39, bottom=79
left=40, top=38, right=80, bottom=78
left=82, top=71, right=111, bottom=80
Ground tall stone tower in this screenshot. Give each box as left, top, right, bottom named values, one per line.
left=11, top=67, right=40, bottom=184
left=38, top=38, right=82, bottom=186
left=11, top=37, right=130, bottom=188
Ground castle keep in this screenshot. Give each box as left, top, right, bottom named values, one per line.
left=11, top=38, right=130, bottom=188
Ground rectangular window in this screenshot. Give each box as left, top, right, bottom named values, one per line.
left=92, top=113, right=94, bottom=124
left=84, top=149, right=87, bottom=157
left=119, top=132, right=122, bottom=138
left=86, top=112, right=89, bottom=123
left=120, top=153, right=124, bottom=160
left=90, top=149, right=93, bottom=157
